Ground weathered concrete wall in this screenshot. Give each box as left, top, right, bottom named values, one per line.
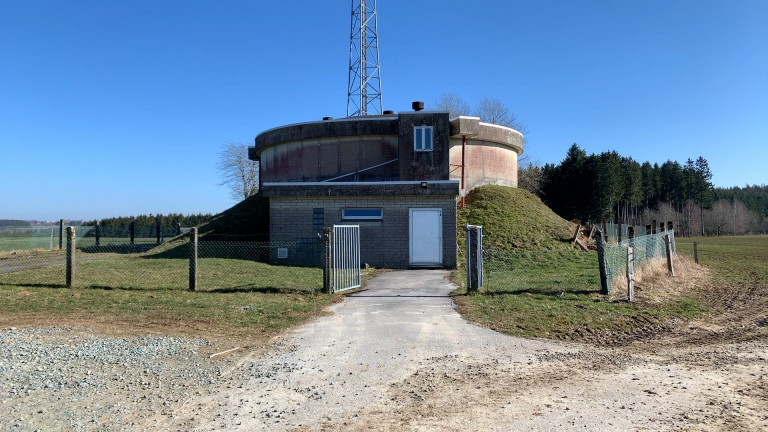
left=269, top=195, right=458, bottom=269
left=448, top=119, right=524, bottom=192
left=397, top=112, right=451, bottom=181
left=258, top=136, right=399, bottom=182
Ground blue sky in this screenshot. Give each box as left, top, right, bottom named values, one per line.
left=1, top=0, right=766, bottom=221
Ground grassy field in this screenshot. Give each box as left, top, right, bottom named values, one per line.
left=0, top=248, right=365, bottom=345
left=455, top=234, right=768, bottom=343
left=676, top=235, right=768, bottom=287
left=452, top=186, right=755, bottom=344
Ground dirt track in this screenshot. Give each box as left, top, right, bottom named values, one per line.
left=2, top=270, right=767, bottom=431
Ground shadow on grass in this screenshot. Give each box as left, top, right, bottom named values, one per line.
left=2, top=283, right=68, bottom=289
left=206, top=285, right=319, bottom=295
left=479, top=287, right=600, bottom=297
left=79, top=244, right=158, bottom=254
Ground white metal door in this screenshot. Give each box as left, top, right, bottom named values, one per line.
left=409, top=208, right=442, bottom=266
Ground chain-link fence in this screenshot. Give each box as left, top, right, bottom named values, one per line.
left=596, top=229, right=676, bottom=294
left=0, top=232, right=326, bottom=294
left=0, top=224, right=192, bottom=252
left=482, top=248, right=601, bottom=295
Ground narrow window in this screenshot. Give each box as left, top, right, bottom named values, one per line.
left=342, top=208, right=384, bottom=220
left=414, top=126, right=433, bottom=152
left=312, top=208, right=324, bottom=230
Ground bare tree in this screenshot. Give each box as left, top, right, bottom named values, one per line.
left=431, top=93, right=471, bottom=118
left=474, top=97, right=528, bottom=134
left=217, top=142, right=260, bottom=201
left=518, top=158, right=544, bottom=196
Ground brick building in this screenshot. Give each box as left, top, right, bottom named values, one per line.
left=250, top=103, right=523, bottom=269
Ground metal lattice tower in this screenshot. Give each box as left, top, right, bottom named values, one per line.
left=347, top=0, right=382, bottom=117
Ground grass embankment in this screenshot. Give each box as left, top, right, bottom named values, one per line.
left=453, top=185, right=708, bottom=344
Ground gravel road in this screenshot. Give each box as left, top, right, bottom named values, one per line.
left=2, top=270, right=767, bottom=431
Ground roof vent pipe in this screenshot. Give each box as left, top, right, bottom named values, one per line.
left=412, top=101, right=424, bottom=111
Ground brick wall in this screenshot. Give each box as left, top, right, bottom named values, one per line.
left=270, top=195, right=457, bottom=269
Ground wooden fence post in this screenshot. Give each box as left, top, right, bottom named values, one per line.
left=66, top=227, right=75, bottom=288
left=59, top=219, right=64, bottom=250
left=189, top=227, right=198, bottom=291
left=664, top=234, right=675, bottom=276
left=627, top=245, right=635, bottom=302
left=596, top=229, right=610, bottom=295
left=694, top=242, right=699, bottom=264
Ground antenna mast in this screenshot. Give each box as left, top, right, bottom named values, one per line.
left=347, top=0, right=382, bottom=117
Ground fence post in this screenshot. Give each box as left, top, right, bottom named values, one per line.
left=66, top=227, right=75, bottom=288
left=189, top=227, right=198, bottom=291
left=596, top=229, right=610, bottom=295
left=664, top=234, right=675, bottom=276
left=323, top=227, right=332, bottom=293
left=59, top=219, right=64, bottom=250
left=694, top=242, right=699, bottom=264
left=627, top=246, right=635, bottom=302
left=156, top=220, right=161, bottom=245
left=95, top=220, right=101, bottom=247
left=130, top=221, right=135, bottom=246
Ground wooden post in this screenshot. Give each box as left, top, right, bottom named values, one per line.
left=59, top=219, right=64, bottom=250
left=188, top=227, right=198, bottom=291
left=694, top=242, right=699, bottom=264
left=156, top=220, right=161, bottom=245
left=602, top=219, right=608, bottom=242
left=628, top=226, right=635, bottom=248
left=95, top=220, right=101, bottom=247
left=596, top=229, right=610, bottom=295
left=323, top=227, right=332, bottom=293
left=627, top=246, right=635, bottom=302
left=66, top=227, right=75, bottom=288
left=130, top=221, right=135, bottom=246
left=664, top=234, right=675, bottom=276
left=571, top=224, right=581, bottom=247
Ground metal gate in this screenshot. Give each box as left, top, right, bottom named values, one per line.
left=332, top=225, right=361, bottom=293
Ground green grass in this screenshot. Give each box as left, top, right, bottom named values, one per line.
left=676, top=235, right=768, bottom=287
left=453, top=185, right=711, bottom=343
left=0, top=248, right=349, bottom=342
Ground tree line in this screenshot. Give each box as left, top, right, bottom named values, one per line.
left=84, top=213, right=213, bottom=229
left=537, top=144, right=767, bottom=236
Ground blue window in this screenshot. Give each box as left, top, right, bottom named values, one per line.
left=414, top=126, right=433, bottom=151
left=342, top=208, right=384, bottom=220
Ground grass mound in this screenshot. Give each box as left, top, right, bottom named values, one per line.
left=459, top=185, right=576, bottom=250
left=199, top=192, right=270, bottom=240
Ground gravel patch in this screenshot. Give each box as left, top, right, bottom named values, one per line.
left=0, top=327, right=220, bottom=432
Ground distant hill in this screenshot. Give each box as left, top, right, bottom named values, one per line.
left=459, top=185, right=577, bottom=250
